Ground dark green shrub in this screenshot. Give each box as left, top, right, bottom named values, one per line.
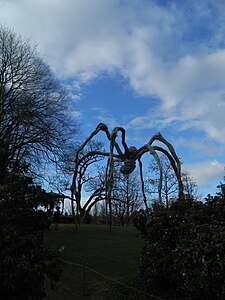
left=133, top=198, right=225, bottom=300
left=0, top=173, right=60, bottom=300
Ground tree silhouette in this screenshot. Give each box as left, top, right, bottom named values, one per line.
left=0, top=25, right=74, bottom=182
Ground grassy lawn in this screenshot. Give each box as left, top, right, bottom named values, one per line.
left=46, top=224, right=144, bottom=299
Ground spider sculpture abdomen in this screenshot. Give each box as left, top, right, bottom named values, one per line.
left=120, top=159, right=136, bottom=174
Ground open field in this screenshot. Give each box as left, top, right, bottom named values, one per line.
left=46, top=224, right=144, bottom=299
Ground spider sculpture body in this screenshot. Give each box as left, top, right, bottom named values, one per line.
left=71, top=123, right=184, bottom=227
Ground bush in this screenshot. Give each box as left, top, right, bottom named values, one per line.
left=133, top=198, right=225, bottom=300
left=0, top=173, right=60, bottom=300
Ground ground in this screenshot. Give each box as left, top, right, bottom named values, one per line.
left=45, top=224, right=144, bottom=299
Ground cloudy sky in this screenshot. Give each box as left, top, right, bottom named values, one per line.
left=1, top=0, right=225, bottom=196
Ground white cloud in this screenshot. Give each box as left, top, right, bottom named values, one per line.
left=1, top=2, right=224, bottom=83
left=184, top=160, right=224, bottom=187
left=92, top=107, right=119, bottom=130
left=127, top=116, right=152, bottom=130
left=174, top=137, right=225, bottom=158
left=68, top=110, right=81, bottom=119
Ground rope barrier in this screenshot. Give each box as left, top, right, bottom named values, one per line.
left=59, top=258, right=164, bottom=300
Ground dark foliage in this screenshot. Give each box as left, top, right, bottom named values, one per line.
left=133, top=198, right=225, bottom=300
left=0, top=173, right=60, bottom=300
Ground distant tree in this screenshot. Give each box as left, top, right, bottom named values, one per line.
left=92, top=202, right=100, bottom=224
left=0, top=24, right=76, bottom=183
left=111, top=166, right=142, bottom=226
left=71, top=140, right=106, bottom=223
left=82, top=163, right=143, bottom=226
left=147, top=155, right=201, bottom=206
left=146, top=155, right=179, bottom=207
left=182, top=170, right=202, bottom=200
left=98, top=202, right=107, bottom=224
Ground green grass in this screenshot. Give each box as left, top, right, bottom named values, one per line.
left=46, top=224, right=144, bottom=298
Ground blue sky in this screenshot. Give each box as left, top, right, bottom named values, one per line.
left=1, top=0, right=225, bottom=196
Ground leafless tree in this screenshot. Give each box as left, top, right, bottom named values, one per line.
left=147, top=155, right=179, bottom=207
left=147, top=155, right=201, bottom=206
left=87, top=164, right=143, bottom=226
left=182, top=170, right=202, bottom=200
left=0, top=25, right=76, bottom=183
left=71, top=140, right=106, bottom=223
left=111, top=166, right=142, bottom=226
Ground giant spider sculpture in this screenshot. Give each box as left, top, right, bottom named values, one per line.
left=71, top=123, right=184, bottom=228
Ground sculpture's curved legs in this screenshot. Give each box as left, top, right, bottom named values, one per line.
left=146, top=144, right=163, bottom=204
left=71, top=123, right=184, bottom=231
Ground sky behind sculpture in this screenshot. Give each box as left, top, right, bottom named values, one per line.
left=1, top=0, right=225, bottom=196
